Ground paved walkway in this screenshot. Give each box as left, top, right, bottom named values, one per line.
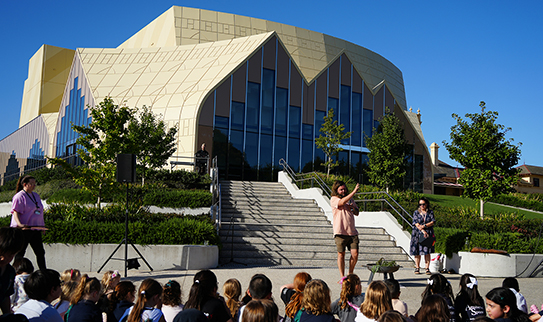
left=84, top=263, right=543, bottom=316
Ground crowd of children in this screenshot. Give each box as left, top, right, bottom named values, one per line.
left=1, top=227, right=543, bottom=322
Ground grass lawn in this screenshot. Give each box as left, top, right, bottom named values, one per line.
left=424, top=194, right=543, bottom=219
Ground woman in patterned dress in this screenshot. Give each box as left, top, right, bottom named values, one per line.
left=409, top=197, right=435, bottom=275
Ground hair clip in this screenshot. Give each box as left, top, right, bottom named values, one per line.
left=166, top=280, right=173, bottom=287
left=195, top=280, right=200, bottom=284
left=70, top=269, right=74, bottom=278
left=112, top=270, right=120, bottom=279
left=466, top=277, right=478, bottom=289
left=427, top=279, right=434, bottom=285
left=339, top=276, right=347, bottom=285
left=141, top=290, right=146, bottom=295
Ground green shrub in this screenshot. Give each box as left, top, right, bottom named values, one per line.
left=143, top=169, right=211, bottom=189
left=142, top=189, right=211, bottom=208
left=433, top=228, right=471, bottom=257
left=491, top=194, right=543, bottom=212
left=48, top=188, right=98, bottom=204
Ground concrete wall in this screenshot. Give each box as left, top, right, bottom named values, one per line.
left=23, top=244, right=218, bottom=272
left=443, top=251, right=543, bottom=278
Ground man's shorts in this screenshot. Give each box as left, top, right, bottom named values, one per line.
left=334, top=234, right=359, bottom=252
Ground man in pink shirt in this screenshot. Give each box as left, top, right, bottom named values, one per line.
left=330, top=181, right=360, bottom=278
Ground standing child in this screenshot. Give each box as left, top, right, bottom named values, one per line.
left=162, top=280, right=184, bottom=322
left=66, top=275, right=102, bottom=322
left=0, top=227, right=24, bottom=315
left=331, top=274, right=364, bottom=322
left=223, top=279, right=241, bottom=321
left=385, top=279, right=407, bottom=317
left=455, top=274, right=485, bottom=322
left=11, top=257, right=34, bottom=312
left=421, top=274, right=456, bottom=322
left=121, top=278, right=165, bottom=322
left=485, top=287, right=530, bottom=322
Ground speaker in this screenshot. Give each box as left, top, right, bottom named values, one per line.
left=116, top=154, right=136, bottom=183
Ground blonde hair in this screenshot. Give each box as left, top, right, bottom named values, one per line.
left=223, top=278, right=242, bottom=318
left=61, top=269, right=81, bottom=283
left=285, top=272, right=312, bottom=318
left=101, top=270, right=120, bottom=292
left=339, top=274, right=361, bottom=310
left=302, top=279, right=331, bottom=316
left=360, top=281, right=392, bottom=320
left=71, top=275, right=101, bottom=305
left=58, top=280, right=78, bottom=304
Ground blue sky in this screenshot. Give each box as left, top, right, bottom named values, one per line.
left=1, top=1, right=541, bottom=167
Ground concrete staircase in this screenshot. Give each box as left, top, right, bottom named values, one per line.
left=219, top=180, right=413, bottom=267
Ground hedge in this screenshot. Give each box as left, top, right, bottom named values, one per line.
left=142, top=189, right=211, bottom=209
left=491, top=194, right=543, bottom=212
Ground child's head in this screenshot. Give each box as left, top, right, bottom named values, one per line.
left=422, top=273, right=454, bottom=303
left=71, top=274, right=101, bottom=305
left=185, top=270, right=218, bottom=310
left=360, top=280, right=392, bottom=320
left=485, top=287, right=518, bottom=320
left=339, top=274, right=361, bottom=310
left=101, top=270, right=121, bottom=291
left=59, top=280, right=78, bottom=303
left=0, top=227, right=24, bottom=266
left=61, top=268, right=81, bottom=283
left=242, top=299, right=279, bottom=322
left=502, top=277, right=520, bottom=292
left=248, top=274, right=272, bottom=300
left=12, top=257, right=34, bottom=275
left=384, top=279, right=401, bottom=299
left=285, top=272, right=312, bottom=318
left=127, top=279, right=163, bottom=322
left=302, top=279, right=331, bottom=316
left=163, top=280, right=182, bottom=306
left=223, top=278, right=242, bottom=317
left=114, top=281, right=136, bottom=303
left=458, top=274, right=483, bottom=306
left=415, top=294, right=450, bottom=322
left=378, top=310, right=407, bottom=322
left=24, top=269, right=62, bottom=302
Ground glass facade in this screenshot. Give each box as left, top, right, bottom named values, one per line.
left=206, top=36, right=423, bottom=185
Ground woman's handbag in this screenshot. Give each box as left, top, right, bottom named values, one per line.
left=418, top=230, right=436, bottom=247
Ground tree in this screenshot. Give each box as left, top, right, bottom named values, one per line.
left=125, top=106, right=178, bottom=185
left=366, top=108, right=409, bottom=192
left=443, top=101, right=522, bottom=218
left=315, top=108, right=352, bottom=176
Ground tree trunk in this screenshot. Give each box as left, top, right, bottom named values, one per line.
left=479, top=199, right=484, bottom=219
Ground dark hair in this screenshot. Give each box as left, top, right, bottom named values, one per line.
left=485, top=287, right=530, bottom=322
left=416, top=295, right=450, bottom=322
left=163, top=280, right=182, bottom=306
left=456, top=274, right=483, bottom=306
left=12, top=257, right=34, bottom=275
left=242, top=299, right=278, bottom=322
left=16, top=176, right=35, bottom=193
left=109, top=281, right=136, bottom=313
left=128, top=279, right=163, bottom=322
left=185, top=270, right=218, bottom=310
left=502, top=277, right=520, bottom=292
left=332, top=181, right=348, bottom=197
left=384, top=279, right=400, bottom=299
left=24, top=269, right=61, bottom=301
left=421, top=274, right=454, bottom=304
left=248, top=274, right=272, bottom=300
left=378, top=310, right=407, bottom=322
left=0, top=227, right=24, bottom=255
left=419, top=197, right=431, bottom=210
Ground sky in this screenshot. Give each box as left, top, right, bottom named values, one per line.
left=0, top=0, right=541, bottom=168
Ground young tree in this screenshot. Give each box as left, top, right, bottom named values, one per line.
left=125, top=106, right=178, bottom=185
left=315, top=108, right=352, bottom=176
left=366, top=108, right=409, bottom=192
left=443, top=101, right=522, bottom=218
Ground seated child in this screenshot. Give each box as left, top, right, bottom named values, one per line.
left=15, top=269, right=63, bottom=322
left=11, top=258, right=34, bottom=312
left=384, top=279, right=407, bottom=317
left=331, top=274, right=364, bottom=322
left=0, top=227, right=24, bottom=315
left=503, top=277, right=528, bottom=314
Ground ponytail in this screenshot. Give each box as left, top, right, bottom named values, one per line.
left=285, top=272, right=312, bottom=318
left=339, top=274, right=360, bottom=310
left=185, top=270, right=218, bottom=310
left=16, top=176, right=35, bottom=193
left=223, top=279, right=241, bottom=318
left=71, top=274, right=101, bottom=305
left=127, top=279, right=162, bottom=322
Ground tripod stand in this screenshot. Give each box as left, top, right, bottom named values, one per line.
left=97, top=182, right=153, bottom=277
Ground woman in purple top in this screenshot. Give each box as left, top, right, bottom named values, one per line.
left=11, top=176, right=46, bottom=270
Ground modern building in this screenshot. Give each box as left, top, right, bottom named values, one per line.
left=0, top=6, right=433, bottom=193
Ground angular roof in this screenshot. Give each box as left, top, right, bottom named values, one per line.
left=118, top=6, right=407, bottom=109
left=517, top=164, right=543, bottom=176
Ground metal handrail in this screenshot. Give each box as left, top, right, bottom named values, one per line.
left=278, top=159, right=413, bottom=229
left=278, top=158, right=332, bottom=198
left=210, top=156, right=221, bottom=232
